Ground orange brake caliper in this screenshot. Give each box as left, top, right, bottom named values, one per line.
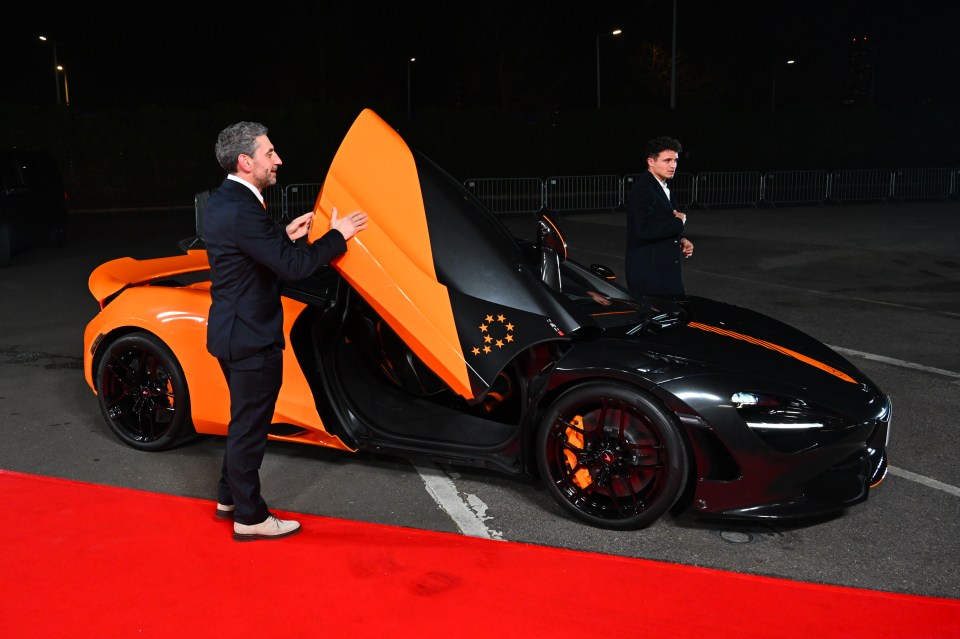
left=563, top=415, right=593, bottom=489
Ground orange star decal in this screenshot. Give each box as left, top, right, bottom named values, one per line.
left=471, top=312, right=516, bottom=356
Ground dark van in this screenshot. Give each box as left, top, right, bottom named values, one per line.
left=0, top=149, right=68, bottom=266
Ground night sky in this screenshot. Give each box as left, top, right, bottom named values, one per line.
left=4, top=0, right=959, bottom=112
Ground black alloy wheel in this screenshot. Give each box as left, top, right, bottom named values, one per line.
left=95, top=332, right=193, bottom=451
left=536, top=382, right=687, bottom=529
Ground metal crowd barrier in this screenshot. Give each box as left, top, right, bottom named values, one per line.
left=892, top=168, right=954, bottom=200
left=544, top=175, right=622, bottom=211
left=696, top=172, right=763, bottom=207
left=193, top=188, right=215, bottom=236
left=285, top=183, right=323, bottom=218
left=196, top=166, right=959, bottom=229
left=623, top=173, right=696, bottom=208
left=464, top=178, right=543, bottom=214
left=191, top=183, right=288, bottom=231
left=464, top=167, right=956, bottom=212
left=264, top=184, right=284, bottom=221
left=763, top=170, right=829, bottom=204
left=829, top=169, right=892, bottom=202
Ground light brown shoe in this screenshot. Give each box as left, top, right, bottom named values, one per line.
left=233, top=515, right=301, bottom=542
left=215, top=503, right=235, bottom=519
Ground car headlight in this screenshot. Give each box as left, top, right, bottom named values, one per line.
left=732, top=392, right=848, bottom=453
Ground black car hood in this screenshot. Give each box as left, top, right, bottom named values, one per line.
left=620, top=296, right=868, bottom=395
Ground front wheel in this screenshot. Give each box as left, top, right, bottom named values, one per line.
left=95, top=332, right=194, bottom=451
left=536, top=382, right=687, bottom=529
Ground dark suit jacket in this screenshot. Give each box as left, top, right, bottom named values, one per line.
left=203, top=177, right=347, bottom=361
left=625, top=171, right=686, bottom=296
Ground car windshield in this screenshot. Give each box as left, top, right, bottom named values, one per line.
left=557, top=260, right=662, bottom=329
left=510, top=232, right=657, bottom=332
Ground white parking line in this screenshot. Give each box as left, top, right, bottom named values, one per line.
left=831, top=348, right=960, bottom=497
left=888, top=466, right=960, bottom=498
left=414, top=462, right=502, bottom=540
left=828, top=345, right=960, bottom=381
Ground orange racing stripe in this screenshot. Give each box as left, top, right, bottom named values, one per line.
left=688, top=322, right=857, bottom=384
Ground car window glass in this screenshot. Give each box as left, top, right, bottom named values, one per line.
left=561, top=262, right=627, bottom=298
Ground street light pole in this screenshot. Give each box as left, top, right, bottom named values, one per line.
left=38, top=36, right=60, bottom=105
left=771, top=59, right=795, bottom=112
left=407, top=57, right=415, bottom=119
left=58, top=66, right=70, bottom=106
left=595, top=35, right=601, bottom=110
left=771, top=72, right=776, bottom=112
left=670, top=0, right=677, bottom=109
left=596, top=29, right=622, bottom=111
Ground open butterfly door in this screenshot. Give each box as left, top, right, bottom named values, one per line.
left=309, top=109, right=579, bottom=401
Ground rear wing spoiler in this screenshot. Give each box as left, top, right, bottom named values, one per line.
left=88, top=250, right=210, bottom=304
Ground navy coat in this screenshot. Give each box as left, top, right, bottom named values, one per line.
left=203, top=177, right=347, bottom=361
left=624, top=171, right=686, bottom=297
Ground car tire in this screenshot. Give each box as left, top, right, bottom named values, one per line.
left=535, top=382, right=687, bottom=530
left=95, top=332, right=195, bottom=451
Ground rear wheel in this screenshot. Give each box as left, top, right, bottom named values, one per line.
left=536, top=382, right=687, bottom=529
left=95, top=332, right=194, bottom=451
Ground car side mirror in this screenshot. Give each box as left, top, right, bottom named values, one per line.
left=589, top=263, right=617, bottom=281
left=537, top=213, right=567, bottom=263
left=537, top=213, right=567, bottom=290
left=540, top=247, right=561, bottom=290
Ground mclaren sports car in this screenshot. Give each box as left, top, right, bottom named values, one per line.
left=83, top=109, right=890, bottom=530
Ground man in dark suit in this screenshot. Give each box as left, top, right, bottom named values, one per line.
left=203, top=121, right=368, bottom=541
left=625, top=136, right=694, bottom=297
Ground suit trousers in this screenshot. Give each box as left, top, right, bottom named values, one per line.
left=216, top=346, right=283, bottom=525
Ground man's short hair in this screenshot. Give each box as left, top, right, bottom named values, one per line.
left=215, top=122, right=269, bottom=173
left=645, top=136, right=682, bottom=160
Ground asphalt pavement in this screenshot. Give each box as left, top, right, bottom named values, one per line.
left=1, top=200, right=958, bottom=599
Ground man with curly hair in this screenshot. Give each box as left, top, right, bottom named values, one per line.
left=625, top=136, right=693, bottom=297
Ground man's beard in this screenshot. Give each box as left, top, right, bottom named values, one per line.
left=255, top=171, right=276, bottom=191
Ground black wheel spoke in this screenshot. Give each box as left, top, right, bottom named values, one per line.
left=610, top=473, right=637, bottom=515
left=596, top=399, right=609, bottom=436
left=557, top=416, right=585, bottom=435
left=618, top=470, right=645, bottom=510
left=559, top=439, right=587, bottom=459
left=106, top=362, right=134, bottom=387
left=623, top=441, right=664, bottom=468
left=136, top=405, right=151, bottom=437
left=106, top=391, right=133, bottom=409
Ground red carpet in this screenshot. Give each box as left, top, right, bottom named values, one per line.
left=0, top=470, right=957, bottom=638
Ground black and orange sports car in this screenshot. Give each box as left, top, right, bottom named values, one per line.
left=83, top=110, right=890, bottom=529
